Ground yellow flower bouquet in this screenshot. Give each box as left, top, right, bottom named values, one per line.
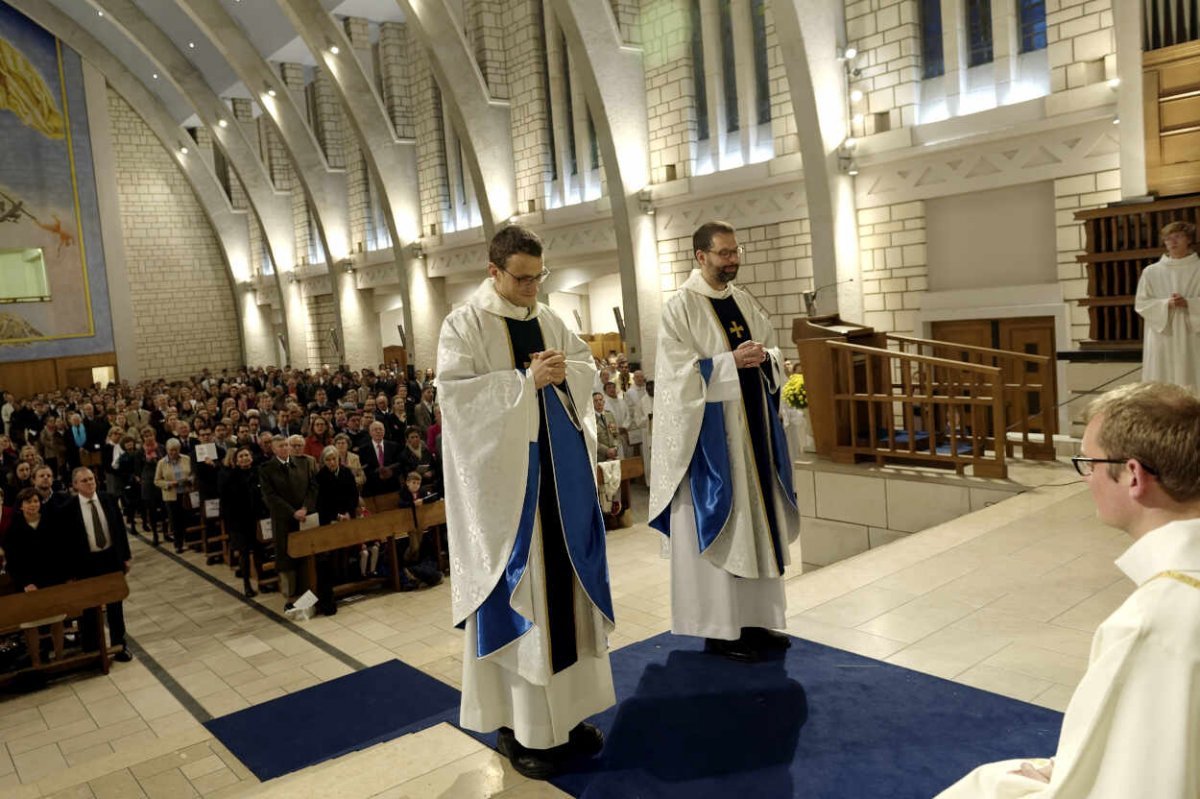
left=782, top=373, right=808, bottom=410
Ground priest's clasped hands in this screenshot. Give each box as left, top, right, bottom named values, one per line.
left=733, top=339, right=768, bottom=369
left=530, top=349, right=567, bottom=388
left=1169, top=292, right=1189, bottom=309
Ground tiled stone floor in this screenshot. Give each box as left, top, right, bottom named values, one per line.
left=1, top=460, right=1126, bottom=798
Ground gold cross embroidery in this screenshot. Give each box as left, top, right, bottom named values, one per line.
left=728, top=320, right=746, bottom=339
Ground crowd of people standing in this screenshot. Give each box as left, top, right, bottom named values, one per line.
left=0, top=364, right=448, bottom=614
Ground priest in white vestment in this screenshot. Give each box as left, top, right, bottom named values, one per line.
left=649, top=221, right=800, bottom=662
left=1135, top=221, right=1200, bottom=390
left=437, top=226, right=615, bottom=780
left=936, top=382, right=1200, bottom=799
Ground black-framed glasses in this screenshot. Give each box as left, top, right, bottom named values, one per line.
left=1071, top=456, right=1159, bottom=477
left=706, top=245, right=745, bottom=260
left=499, top=267, right=550, bottom=287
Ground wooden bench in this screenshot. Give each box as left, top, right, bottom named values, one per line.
left=0, top=573, right=130, bottom=685
left=287, top=509, right=417, bottom=599
left=597, top=456, right=644, bottom=528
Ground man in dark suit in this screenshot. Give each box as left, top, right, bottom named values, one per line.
left=58, top=467, right=133, bottom=662
left=357, top=420, right=400, bottom=497
left=259, top=435, right=317, bottom=605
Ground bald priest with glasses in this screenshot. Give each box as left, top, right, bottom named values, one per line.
left=936, top=382, right=1200, bottom=798
left=436, top=225, right=615, bottom=780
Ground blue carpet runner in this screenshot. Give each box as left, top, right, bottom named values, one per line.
left=204, top=659, right=460, bottom=781
left=206, top=634, right=1063, bottom=795
left=445, top=633, right=1064, bottom=798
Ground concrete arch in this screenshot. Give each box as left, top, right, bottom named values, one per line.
left=174, top=0, right=360, bottom=368
left=545, top=0, right=661, bottom=367
left=274, top=0, right=429, bottom=368
left=7, top=0, right=276, bottom=368
left=767, top=0, right=862, bottom=321
left=86, top=0, right=305, bottom=367
left=396, top=0, right=516, bottom=235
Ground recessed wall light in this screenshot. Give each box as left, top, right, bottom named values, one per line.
left=218, top=118, right=228, bottom=128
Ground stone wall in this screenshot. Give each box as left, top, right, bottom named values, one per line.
left=107, top=89, right=241, bottom=379
left=856, top=201, right=926, bottom=336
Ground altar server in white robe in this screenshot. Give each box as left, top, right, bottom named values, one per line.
left=437, top=225, right=615, bottom=780
left=936, top=381, right=1200, bottom=799
left=1135, top=221, right=1200, bottom=390
left=649, top=220, right=800, bottom=663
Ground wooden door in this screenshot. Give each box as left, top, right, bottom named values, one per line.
left=999, top=317, right=1056, bottom=433
left=64, top=367, right=95, bottom=389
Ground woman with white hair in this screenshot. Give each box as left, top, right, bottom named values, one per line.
left=154, top=437, right=193, bottom=553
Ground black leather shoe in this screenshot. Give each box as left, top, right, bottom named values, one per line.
left=113, top=648, right=133, bottom=663
left=704, top=637, right=764, bottom=663
left=744, top=627, right=792, bottom=650
left=497, top=727, right=560, bottom=780
left=567, top=722, right=604, bottom=759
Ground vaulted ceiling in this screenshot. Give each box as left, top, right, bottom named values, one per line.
left=44, top=0, right=411, bottom=124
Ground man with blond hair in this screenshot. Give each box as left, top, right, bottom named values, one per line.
left=1135, top=220, right=1200, bottom=390
left=937, top=382, right=1200, bottom=798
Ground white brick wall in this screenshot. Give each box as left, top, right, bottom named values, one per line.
left=856, top=200, right=926, bottom=335
left=108, top=88, right=242, bottom=379
left=1054, top=168, right=1121, bottom=345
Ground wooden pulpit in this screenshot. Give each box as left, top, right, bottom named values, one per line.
left=792, top=315, right=886, bottom=457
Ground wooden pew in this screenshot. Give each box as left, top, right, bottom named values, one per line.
left=0, top=573, right=130, bottom=684
left=414, top=500, right=448, bottom=573
left=596, top=456, right=644, bottom=528
left=287, top=509, right=417, bottom=599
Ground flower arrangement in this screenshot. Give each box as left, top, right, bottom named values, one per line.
left=782, top=373, right=808, bottom=410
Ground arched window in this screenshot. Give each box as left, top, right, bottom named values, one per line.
left=920, top=0, right=945, bottom=79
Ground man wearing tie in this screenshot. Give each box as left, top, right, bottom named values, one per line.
left=357, top=420, right=400, bottom=497
left=61, top=467, right=133, bottom=662
left=259, top=435, right=317, bottom=604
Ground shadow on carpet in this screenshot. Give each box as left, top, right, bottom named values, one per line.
left=443, top=633, right=1064, bottom=799
left=204, top=659, right=460, bottom=781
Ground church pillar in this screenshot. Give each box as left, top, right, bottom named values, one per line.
left=771, top=0, right=862, bottom=322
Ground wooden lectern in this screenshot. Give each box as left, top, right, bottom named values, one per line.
left=792, top=315, right=886, bottom=457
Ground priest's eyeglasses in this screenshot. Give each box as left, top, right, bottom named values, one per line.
left=706, top=245, right=745, bottom=260
left=499, top=267, right=551, bottom=287
left=1071, top=456, right=1159, bottom=477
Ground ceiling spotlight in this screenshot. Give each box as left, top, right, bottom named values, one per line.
left=266, top=88, right=277, bottom=98
left=847, top=161, right=860, bottom=176
left=329, top=45, right=340, bottom=55
left=152, top=72, right=159, bottom=80
left=850, top=89, right=864, bottom=103
left=1108, top=77, right=1121, bottom=89
left=179, top=145, right=189, bottom=155
left=842, top=46, right=858, bottom=60
left=97, top=10, right=104, bottom=17
left=218, top=118, right=228, bottom=128
left=843, top=137, right=858, bottom=150
left=852, top=113, right=864, bottom=125
left=1112, top=117, right=1120, bottom=125
left=188, top=41, right=196, bottom=49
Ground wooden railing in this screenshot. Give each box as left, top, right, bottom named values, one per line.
left=1074, top=195, right=1200, bottom=347
left=827, top=341, right=1007, bottom=478
left=887, top=335, right=1056, bottom=460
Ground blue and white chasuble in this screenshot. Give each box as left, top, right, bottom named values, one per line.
left=437, top=278, right=615, bottom=749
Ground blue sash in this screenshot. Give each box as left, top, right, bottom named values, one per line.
left=472, top=388, right=614, bottom=658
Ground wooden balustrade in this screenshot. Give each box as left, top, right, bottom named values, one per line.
left=826, top=341, right=1007, bottom=478
left=887, top=335, right=1056, bottom=460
